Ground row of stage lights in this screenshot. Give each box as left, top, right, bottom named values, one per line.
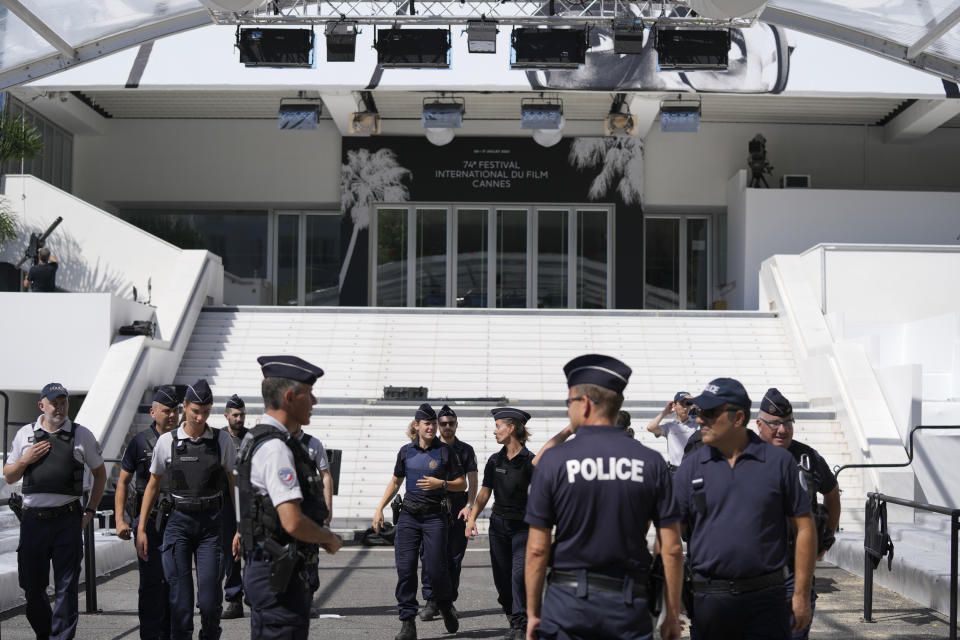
left=236, top=22, right=731, bottom=71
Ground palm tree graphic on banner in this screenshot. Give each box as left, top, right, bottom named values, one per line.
left=568, top=138, right=644, bottom=206
left=339, top=148, right=412, bottom=290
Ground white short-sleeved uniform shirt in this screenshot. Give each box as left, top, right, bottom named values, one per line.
left=299, top=432, right=330, bottom=473
left=659, top=417, right=699, bottom=467
left=250, top=415, right=303, bottom=507
left=7, top=418, right=105, bottom=508
left=149, top=425, right=237, bottom=499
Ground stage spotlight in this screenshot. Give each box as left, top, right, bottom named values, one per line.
left=376, top=28, right=451, bottom=68
left=604, top=112, right=639, bottom=136
left=423, top=99, right=464, bottom=146
left=510, top=27, right=587, bottom=69
left=467, top=20, right=499, bottom=53
left=660, top=103, right=701, bottom=132
left=237, top=28, right=314, bottom=67
left=613, top=18, right=645, bottom=54
left=349, top=111, right=381, bottom=136
left=521, top=101, right=563, bottom=130
left=278, top=98, right=322, bottom=130
left=325, top=21, right=358, bottom=62
left=654, top=28, right=729, bottom=70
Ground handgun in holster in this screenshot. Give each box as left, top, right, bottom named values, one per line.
left=441, top=495, right=454, bottom=524
left=391, top=493, right=403, bottom=526
left=263, top=538, right=299, bottom=593
left=155, top=496, right=173, bottom=534
left=9, top=492, right=23, bottom=522
left=647, top=554, right=665, bottom=617
left=681, top=561, right=695, bottom=618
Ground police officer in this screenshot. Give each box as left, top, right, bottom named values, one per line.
left=373, top=403, right=466, bottom=640
left=136, top=379, right=237, bottom=640
left=616, top=410, right=634, bottom=438
left=525, top=355, right=684, bottom=640
left=221, top=393, right=247, bottom=619
left=420, top=404, right=477, bottom=622
left=674, top=378, right=816, bottom=640
left=466, top=407, right=535, bottom=640
left=290, top=419, right=334, bottom=616
left=755, top=388, right=841, bottom=640
left=115, top=385, right=179, bottom=639
left=3, top=382, right=107, bottom=640
left=646, top=391, right=698, bottom=472
left=234, top=355, right=342, bottom=639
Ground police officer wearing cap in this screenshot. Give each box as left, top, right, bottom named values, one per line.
left=136, top=379, right=237, bottom=640
left=466, top=407, right=535, bottom=640
left=221, top=393, right=247, bottom=619
left=419, top=404, right=477, bottom=622
left=115, top=385, right=180, bottom=639
left=4, top=382, right=107, bottom=640
left=646, top=392, right=698, bottom=472
left=675, top=378, right=816, bottom=640
left=756, top=388, right=841, bottom=640
left=290, top=417, right=334, bottom=617
left=234, top=355, right=342, bottom=639
left=373, top=403, right=466, bottom=640
left=525, top=354, right=684, bottom=640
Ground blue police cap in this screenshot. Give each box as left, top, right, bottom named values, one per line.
left=152, top=385, right=179, bottom=407
left=184, top=379, right=213, bottom=406
left=491, top=407, right=531, bottom=424
left=257, top=355, right=324, bottom=385
left=688, top=377, right=752, bottom=412
left=438, top=404, right=457, bottom=419
left=41, top=382, right=68, bottom=401
left=225, top=394, right=245, bottom=410
left=563, top=354, right=632, bottom=394
left=760, top=388, right=792, bottom=417
left=674, top=391, right=691, bottom=403
left=415, top=403, right=437, bottom=421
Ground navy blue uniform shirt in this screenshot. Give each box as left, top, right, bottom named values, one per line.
left=483, top=446, right=535, bottom=517
left=787, top=439, right=837, bottom=506
left=120, top=425, right=162, bottom=481
left=525, top=426, right=679, bottom=577
left=674, top=430, right=811, bottom=579
left=394, top=439, right=465, bottom=505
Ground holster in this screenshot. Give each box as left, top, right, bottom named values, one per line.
left=647, top=554, right=665, bottom=616
left=681, top=561, right=695, bottom=618
left=9, top=492, right=23, bottom=522
left=391, top=493, right=402, bottom=526
left=263, top=538, right=300, bottom=593
left=155, top=497, right=173, bottom=534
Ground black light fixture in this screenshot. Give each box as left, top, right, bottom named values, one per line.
left=375, top=28, right=451, bottom=68
left=466, top=20, right=498, bottom=54
left=278, top=95, right=323, bottom=130
left=236, top=27, right=315, bottom=67
left=654, top=28, right=730, bottom=70
left=613, top=17, right=645, bottom=54
left=510, top=27, right=587, bottom=69
left=325, top=21, right=358, bottom=62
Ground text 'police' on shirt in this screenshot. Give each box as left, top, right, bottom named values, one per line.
left=565, top=457, right=644, bottom=483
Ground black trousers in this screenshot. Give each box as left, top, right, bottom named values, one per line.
left=691, top=583, right=790, bottom=640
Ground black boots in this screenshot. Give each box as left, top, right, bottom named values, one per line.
left=395, top=618, right=417, bottom=640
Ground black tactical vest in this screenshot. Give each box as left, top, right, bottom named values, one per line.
left=22, top=425, right=84, bottom=496
left=168, top=429, right=223, bottom=499
left=130, top=427, right=170, bottom=515
left=238, top=424, right=328, bottom=552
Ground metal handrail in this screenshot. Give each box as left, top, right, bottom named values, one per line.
left=863, top=492, right=959, bottom=640
left=834, top=424, right=960, bottom=481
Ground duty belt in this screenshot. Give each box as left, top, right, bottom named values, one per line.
left=492, top=505, right=527, bottom=521
left=23, top=500, right=82, bottom=520
left=549, top=569, right=648, bottom=598
left=173, top=495, right=223, bottom=512
left=691, top=567, right=787, bottom=595
left=401, top=501, right=443, bottom=515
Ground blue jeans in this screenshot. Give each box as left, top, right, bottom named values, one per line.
left=161, top=508, right=223, bottom=640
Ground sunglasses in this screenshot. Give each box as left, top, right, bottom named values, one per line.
left=439, top=421, right=457, bottom=426
left=697, top=405, right=738, bottom=421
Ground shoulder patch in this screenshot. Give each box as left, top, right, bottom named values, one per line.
left=428, top=459, right=438, bottom=469
left=278, top=467, right=296, bottom=487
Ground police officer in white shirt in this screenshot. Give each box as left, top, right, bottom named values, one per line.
left=234, top=355, right=342, bottom=640
left=646, top=391, right=698, bottom=471
left=3, top=382, right=107, bottom=640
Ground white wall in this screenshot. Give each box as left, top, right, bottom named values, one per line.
left=71, top=119, right=342, bottom=210
left=729, top=182, right=960, bottom=309
left=0, top=293, right=153, bottom=392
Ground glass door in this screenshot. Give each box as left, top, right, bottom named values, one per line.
left=272, top=211, right=341, bottom=306
left=643, top=215, right=710, bottom=310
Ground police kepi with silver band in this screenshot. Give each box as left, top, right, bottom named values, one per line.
left=674, top=378, right=816, bottom=640
left=4, top=383, right=107, bottom=640
left=525, top=354, right=685, bottom=640
left=236, top=355, right=342, bottom=640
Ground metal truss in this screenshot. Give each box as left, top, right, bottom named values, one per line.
left=207, top=0, right=756, bottom=27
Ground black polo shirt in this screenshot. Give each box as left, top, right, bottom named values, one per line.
left=27, top=262, right=57, bottom=292
left=787, top=439, right=838, bottom=507
left=525, top=425, right=679, bottom=577
left=674, top=430, right=811, bottom=580
left=482, top=445, right=535, bottom=519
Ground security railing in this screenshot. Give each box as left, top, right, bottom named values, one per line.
left=834, top=424, right=960, bottom=482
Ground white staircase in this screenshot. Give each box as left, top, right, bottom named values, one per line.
left=158, top=306, right=866, bottom=531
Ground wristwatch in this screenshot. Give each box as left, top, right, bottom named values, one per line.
left=442, top=480, right=448, bottom=490
left=83, top=507, right=95, bottom=514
